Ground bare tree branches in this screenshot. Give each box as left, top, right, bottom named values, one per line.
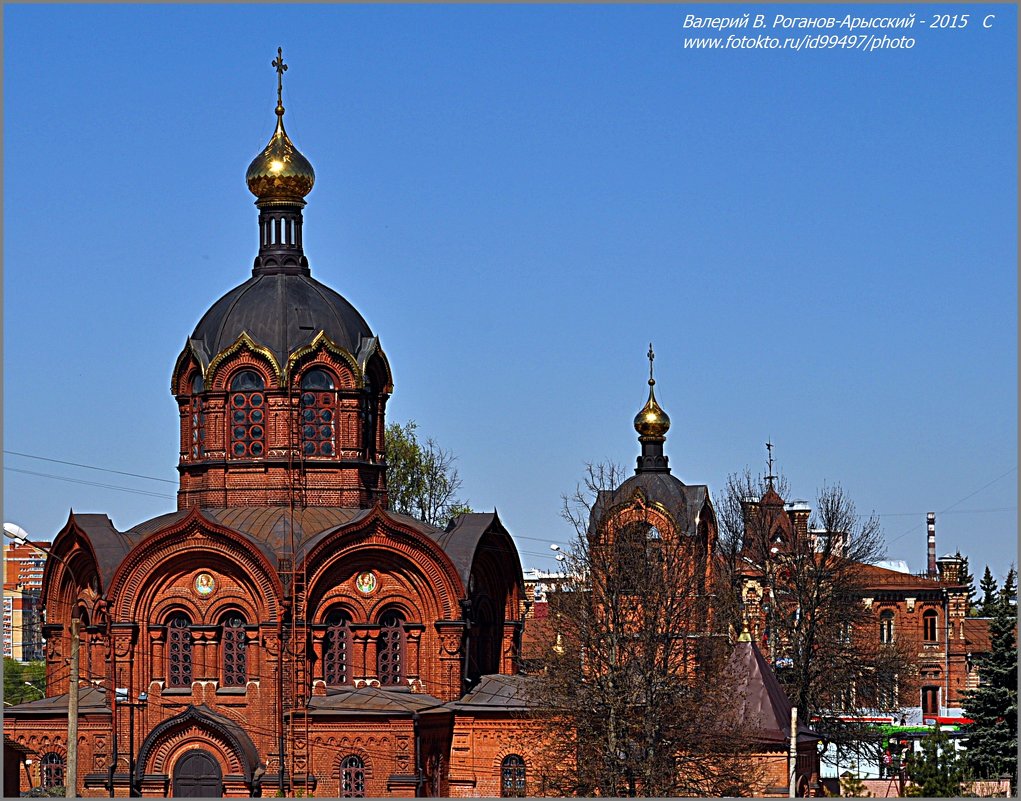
left=525, top=463, right=762, bottom=796
left=715, top=473, right=913, bottom=754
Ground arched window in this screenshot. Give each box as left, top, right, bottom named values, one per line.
left=221, top=614, right=247, bottom=687
left=879, top=610, right=895, bottom=644
left=41, top=752, right=65, bottom=790
left=340, top=755, right=365, bottom=798
left=377, top=611, right=405, bottom=686
left=230, top=370, right=266, bottom=458
left=923, top=609, right=938, bottom=642
left=501, top=754, right=526, bottom=798
left=167, top=614, right=193, bottom=688
left=300, top=369, right=337, bottom=457
left=323, top=609, right=352, bottom=686
left=611, top=523, right=648, bottom=595
left=190, top=373, right=206, bottom=460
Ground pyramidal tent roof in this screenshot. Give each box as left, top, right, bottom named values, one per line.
left=726, top=640, right=819, bottom=747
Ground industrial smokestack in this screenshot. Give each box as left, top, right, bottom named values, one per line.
left=927, top=512, right=937, bottom=577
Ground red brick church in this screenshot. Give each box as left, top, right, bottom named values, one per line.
left=4, top=53, right=823, bottom=798
left=4, top=53, right=530, bottom=798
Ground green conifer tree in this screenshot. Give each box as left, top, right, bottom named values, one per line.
left=905, top=725, right=970, bottom=797
left=978, top=565, right=998, bottom=616
left=956, top=552, right=976, bottom=616
left=962, top=566, right=1018, bottom=792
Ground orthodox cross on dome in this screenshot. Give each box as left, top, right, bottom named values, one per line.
left=272, top=47, right=288, bottom=115
left=647, top=342, right=656, bottom=385
left=765, top=439, right=777, bottom=490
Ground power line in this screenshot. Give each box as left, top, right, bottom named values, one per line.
left=4, top=451, right=177, bottom=484
left=4, top=468, right=176, bottom=500
left=885, top=465, right=1017, bottom=548
left=876, top=507, right=1015, bottom=518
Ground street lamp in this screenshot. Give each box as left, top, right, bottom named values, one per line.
left=23, top=681, right=44, bottom=699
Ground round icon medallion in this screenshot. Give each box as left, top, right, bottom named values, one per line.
left=355, top=571, right=377, bottom=594
left=194, top=572, right=216, bottom=597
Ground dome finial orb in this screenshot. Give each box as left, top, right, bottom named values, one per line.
left=246, top=47, right=315, bottom=202
left=634, top=342, right=670, bottom=440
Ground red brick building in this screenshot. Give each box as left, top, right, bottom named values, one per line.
left=4, top=56, right=530, bottom=798
left=735, top=488, right=988, bottom=723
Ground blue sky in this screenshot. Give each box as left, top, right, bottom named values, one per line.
left=3, top=4, right=1016, bottom=580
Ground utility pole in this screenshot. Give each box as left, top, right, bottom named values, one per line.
left=788, top=706, right=798, bottom=797
left=67, top=616, right=80, bottom=798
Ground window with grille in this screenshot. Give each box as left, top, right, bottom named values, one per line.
left=324, top=609, right=352, bottom=685
left=501, top=755, right=526, bottom=798
left=300, top=369, right=337, bottom=457
left=340, top=755, right=365, bottom=798
left=221, top=615, right=247, bottom=687
left=879, top=610, right=895, bottom=643
left=923, top=610, right=938, bottom=642
left=229, top=370, right=266, bottom=458
left=190, top=373, right=206, bottom=460
left=41, top=752, right=65, bottom=790
left=167, top=614, right=193, bottom=688
left=377, top=611, right=405, bottom=686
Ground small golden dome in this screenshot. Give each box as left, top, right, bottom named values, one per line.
left=246, top=48, right=315, bottom=202
left=246, top=112, right=315, bottom=202
left=634, top=380, right=671, bottom=440
left=634, top=343, right=670, bottom=440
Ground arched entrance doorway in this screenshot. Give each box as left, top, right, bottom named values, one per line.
left=173, top=749, right=223, bottom=798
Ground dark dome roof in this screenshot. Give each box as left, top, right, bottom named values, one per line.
left=189, top=272, right=373, bottom=370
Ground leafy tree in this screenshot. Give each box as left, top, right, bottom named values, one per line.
left=384, top=420, right=470, bottom=527
left=3, top=658, right=46, bottom=705
left=978, top=566, right=999, bottom=616
left=905, top=725, right=970, bottom=797
left=526, top=463, right=762, bottom=797
left=962, top=565, right=1018, bottom=792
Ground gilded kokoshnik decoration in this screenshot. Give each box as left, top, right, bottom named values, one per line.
left=194, top=572, right=216, bottom=598
left=355, top=571, right=377, bottom=594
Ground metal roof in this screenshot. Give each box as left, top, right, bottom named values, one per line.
left=3, top=685, right=110, bottom=716
left=447, top=674, right=536, bottom=713
left=591, top=472, right=711, bottom=538
left=726, top=641, right=819, bottom=747
left=306, top=686, right=448, bottom=717
left=189, top=272, right=374, bottom=372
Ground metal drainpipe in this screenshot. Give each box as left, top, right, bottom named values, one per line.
left=108, top=650, right=118, bottom=796
left=413, top=711, right=423, bottom=797
left=460, top=598, right=472, bottom=689
left=278, top=611, right=286, bottom=795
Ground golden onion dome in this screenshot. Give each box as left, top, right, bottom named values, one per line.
left=634, top=380, right=671, bottom=440
left=634, top=343, right=670, bottom=440
left=246, top=48, right=315, bottom=202
left=246, top=111, right=315, bottom=201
